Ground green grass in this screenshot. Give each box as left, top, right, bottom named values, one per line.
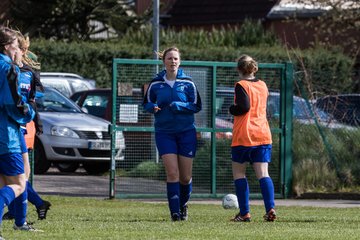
left=2, top=196, right=360, bottom=240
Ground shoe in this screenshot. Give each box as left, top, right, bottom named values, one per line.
left=263, top=208, right=277, bottom=222
left=171, top=213, right=181, bottom=221
left=2, top=212, right=14, bottom=220
left=231, top=212, right=251, bottom=222
left=13, top=222, right=43, bottom=232
left=37, top=200, right=51, bottom=220
left=180, top=205, right=188, bottom=221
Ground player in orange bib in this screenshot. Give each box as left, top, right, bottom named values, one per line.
left=229, top=55, right=276, bottom=222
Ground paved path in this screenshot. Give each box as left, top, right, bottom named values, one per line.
left=34, top=167, right=360, bottom=208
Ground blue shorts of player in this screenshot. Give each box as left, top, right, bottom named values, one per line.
left=155, top=128, right=197, bottom=158
left=231, top=144, right=272, bottom=163
left=0, top=153, right=25, bottom=176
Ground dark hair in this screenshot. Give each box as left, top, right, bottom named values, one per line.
left=0, top=26, right=17, bottom=52
left=236, top=54, right=258, bottom=75
left=157, top=47, right=180, bottom=61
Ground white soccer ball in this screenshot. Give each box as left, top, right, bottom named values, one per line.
left=222, top=194, right=239, bottom=209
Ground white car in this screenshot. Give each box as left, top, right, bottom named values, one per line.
left=40, top=72, right=96, bottom=97
left=34, top=87, right=125, bottom=175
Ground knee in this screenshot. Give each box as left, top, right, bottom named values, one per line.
left=166, top=170, right=179, bottom=182
left=180, top=176, right=192, bottom=185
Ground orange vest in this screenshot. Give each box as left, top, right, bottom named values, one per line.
left=231, top=79, right=272, bottom=147
left=24, top=121, right=36, bottom=149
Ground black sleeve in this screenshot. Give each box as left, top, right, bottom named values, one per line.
left=229, top=83, right=250, bottom=116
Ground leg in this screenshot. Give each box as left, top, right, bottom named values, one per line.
left=232, top=162, right=251, bottom=217
left=163, top=154, right=181, bottom=221
left=178, top=155, right=193, bottom=220
left=253, top=162, right=276, bottom=221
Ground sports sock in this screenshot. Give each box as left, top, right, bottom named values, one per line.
left=0, top=186, right=16, bottom=225
left=259, top=177, right=275, bottom=212
left=7, top=200, right=15, bottom=217
left=166, top=182, right=180, bottom=216
left=234, top=178, right=250, bottom=216
left=179, top=180, right=192, bottom=207
left=26, top=181, right=44, bottom=208
left=14, top=187, right=28, bottom=227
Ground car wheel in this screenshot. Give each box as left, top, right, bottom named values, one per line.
left=83, top=162, right=109, bottom=175
left=55, top=163, right=79, bottom=173
left=34, top=138, right=51, bottom=174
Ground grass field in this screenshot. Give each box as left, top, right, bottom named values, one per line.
left=2, top=196, right=360, bottom=240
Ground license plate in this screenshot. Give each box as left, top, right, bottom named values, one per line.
left=88, top=141, right=111, bottom=150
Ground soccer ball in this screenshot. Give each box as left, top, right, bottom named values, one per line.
left=222, top=194, right=239, bottom=209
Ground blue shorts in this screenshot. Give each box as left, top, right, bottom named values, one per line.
left=0, top=153, right=25, bottom=176
left=231, top=144, right=272, bottom=164
left=155, top=128, right=197, bottom=158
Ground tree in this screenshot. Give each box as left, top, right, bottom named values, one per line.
left=8, top=0, right=151, bottom=40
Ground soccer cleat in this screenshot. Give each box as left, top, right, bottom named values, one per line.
left=263, top=208, right=277, bottom=222
left=13, top=222, right=43, bottom=232
left=2, top=211, right=14, bottom=220
left=180, top=205, right=188, bottom=221
left=231, top=212, right=251, bottom=222
left=37, top=200, right=51, bottom=220
left=171, top=213, right=181, bottom=221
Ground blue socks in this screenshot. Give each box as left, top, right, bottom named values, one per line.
left=0, top=186, right=16, bottom=225
left=14, top=187, right=27, bottom=227
left=166, top=182, right=180, bottom=216
left=234, top=178, right=250, bottom=215
left=180, top=181, right=192, bottom=208
left=27, top=181, right=43, bottom=208
left=259, top=177, right=275, bottom=212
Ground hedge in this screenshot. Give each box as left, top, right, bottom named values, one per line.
left=31, top=39, right=355, bottom=93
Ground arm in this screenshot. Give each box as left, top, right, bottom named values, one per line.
left=142, top=83, right=159, bottom=113
left=170, top=82, right=202, bottom=113
left=229, top=83, right=250, bottom=116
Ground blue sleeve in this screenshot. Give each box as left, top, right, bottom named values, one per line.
left=1, top=65, right=35, bottom=124
left=143, top=83, right=158, bottom=113
left=170, top=83, right=202, bottom=113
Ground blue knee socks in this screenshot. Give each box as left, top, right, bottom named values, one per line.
left=180, top=181, right=192, bottom=208
left=259, top=177, right=275, bottom=212
left=14, top=187, right=27, bottom=227
left=27, top=181, right=43, bottom=208
left=234, top=178, right=249, bottom=215
left=0, top=186, right=16, bottom=225
left=166, top=182, right=180, bottom=216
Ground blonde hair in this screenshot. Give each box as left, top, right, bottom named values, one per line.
left=236, top=54, right=258, bottom=75
left=156, top=47, right=180, bottom=62
left=17, top=32, right=41, bottom=70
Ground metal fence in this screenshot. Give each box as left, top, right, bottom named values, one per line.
left=109, top=59, right=294, bottom=199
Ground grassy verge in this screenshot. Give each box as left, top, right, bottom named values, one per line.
left=2, top=196, right=360, bottom=240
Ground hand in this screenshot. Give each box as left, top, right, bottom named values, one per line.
left=154, top=106, right=161, bottom=113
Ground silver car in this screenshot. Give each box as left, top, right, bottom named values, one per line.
left=34, top=87, right=125, bottom=175
left=40, top=72, right=96, bottom=97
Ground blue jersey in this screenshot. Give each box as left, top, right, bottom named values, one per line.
left=0, top=53, right=35, bottom=155
left=143, top=69, right=202, bottom=133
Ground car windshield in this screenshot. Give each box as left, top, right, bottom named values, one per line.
left=36, top=87, right=82, bottom=113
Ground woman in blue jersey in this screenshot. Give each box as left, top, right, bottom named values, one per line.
left=0, top=26, right=36, bottom=237
left=143, top=47, right=202, bottom=221
left=2, top=33, right=51, bottom=224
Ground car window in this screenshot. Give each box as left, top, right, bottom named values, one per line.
left=83, top=95, right=109, bottom=118
left=41, top=79, right=72, bottom=97
left=36, top=88, right=82, bottom=113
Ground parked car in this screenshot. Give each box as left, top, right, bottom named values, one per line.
left=40, top=72, right=96, bottom=97
left=70, top=88, right=153, bottom=169
left=34, top=87, right=125, bottom=175
left=315, top=94, right=360, bottom=127
left=215, top=87, right=350, bottom=130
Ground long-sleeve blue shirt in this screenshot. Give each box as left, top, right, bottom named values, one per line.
left=0, top=53, right=35, bottom=154
left=143, top=69, right=202, bottom=133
